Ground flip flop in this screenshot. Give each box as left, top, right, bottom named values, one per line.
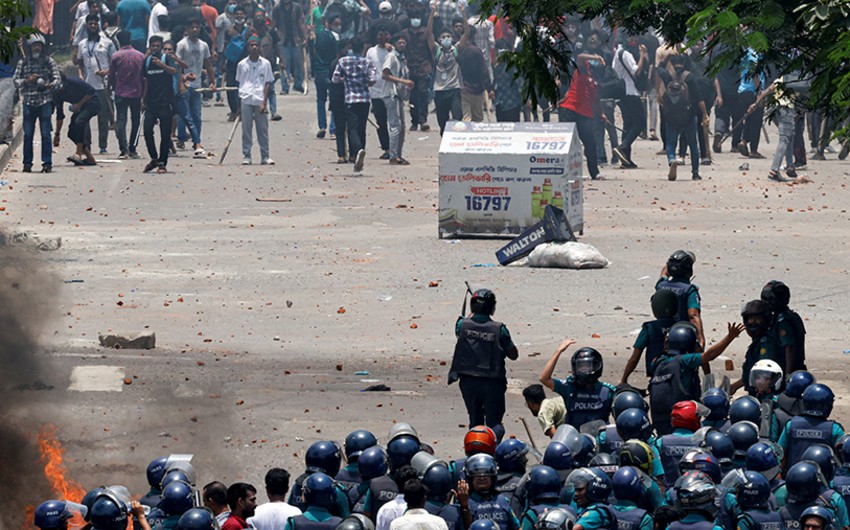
left=67, top=156, right=84, bottom=166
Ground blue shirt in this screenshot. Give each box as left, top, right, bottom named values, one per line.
left=576, top=504, right=614, bottom=530
left=738, top=49, right=765, bottom=94
left=673, top=513, right=724, bottom=530
left=116, top=0, right=151, bottom=42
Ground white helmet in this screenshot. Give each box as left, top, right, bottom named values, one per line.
left=26, top=33, right=47, bottom=47
left=749, top=360, right=783, bottom=392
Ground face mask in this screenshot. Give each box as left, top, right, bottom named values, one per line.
left=440, top=37, right=452, bottom=48
left=31, top=52, right=41, bottom=59
left=410, top=18, right=421, bottom=28
left=347, top=49, right=356, bottom=56
left=227, top=4, right=236, bottom=12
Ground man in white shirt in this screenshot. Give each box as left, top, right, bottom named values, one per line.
left=176, top=17, right=214, bottom=157
left=375, top=491, right=407, bottom=530
left=236, top=36, right=274, bottom=165
left=366, top=20, right=395, bottom=160
left=611, top=35, right=648, bottom=169
left=388, top=480, right=448, bottom=530
left=248, top=468, right=303, bottom=530
left=149, top=0, right=169, bottom=44
left=76, top=13, right=115, bottom=153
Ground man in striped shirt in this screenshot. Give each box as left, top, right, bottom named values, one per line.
left=332, top=36, right=377, bottom=172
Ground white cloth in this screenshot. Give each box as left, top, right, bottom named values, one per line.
left=366, top=45, right=389, bottom=100
left=236, top=55, right=273, bottom=106
left=375, top=495, right=407, bottom=530
left=247, top=502, right=302, bottom=530
left=77, top=35, right=115, bottom=90
left=380, top=51, right=402, bottom=98
left=612, top=45, right=640, bottom=96
left=149, top=2, right=168, bottom=43
left=177, top=37, right=211, bottom=88
left=388, top=509, right=449, bottom=530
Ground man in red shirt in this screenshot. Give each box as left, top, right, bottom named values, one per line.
left=559, top=51, right=604, bottom=180
left=222, top=483, right=258, bottom=530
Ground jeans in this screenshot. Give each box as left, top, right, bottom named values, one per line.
left=332, top=107, right=348, bottom=158
left=617, top=94, right=644, bottom=158
left=143, top=103, right=174, bottom=166
left=23, top=102, right=53, bottom=167
left=280, top=44, right=304, bottom=92
left=69, top=100, right=100, bottom=148
left=738, top=90, right=762, bottom=151
left=383, top=96, right=405, bottom=159
left=666, top=115, right=700, bottom=176
left=647, top=87, right=658, bottom=132
left=96, top=88, right=113, bottom=150
left=794, top=112, right=807, bottom=165
left=226, top=60, right=239, bottom=114
left=434, top=89, right=462, bottom=136
left=595, top=99, right=618, bottom=163
left=114, top=95, right=141, bottom=155
left=314, top=74, right=333, bottom=132
left=345, top=101, right=370, bottom=155
left=409, top=73, right=430, bottom=127
left=560, top=107, right=599, bottom=179
left=176, top=88, right=202, bottom=146
left=771, top=107, right=796, bottom=172
left=241, top=103, right=270, bottom=160
left=371, top=98, right=389, bottom=151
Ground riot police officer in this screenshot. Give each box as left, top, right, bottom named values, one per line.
left=35, top=500, right=87, bottom=530
left=413, top=452, right=462, bottom=530
left=610, top=467, right=654, bottom=530
left=735, top=471, right=782, bottom=530
left=620, top=288, right=680, bottom=387
left=745, top=442, right=787, bottom=507
left=732, top=300, right=784, bottom=396
left=456, top=454, right=520, bottom=530
left=518, top=466, right=576, bottom=530
left=289, top=441, right=348, bottom=516
left=778, top=384, right=846, bottom=471
left=337, top=430, right=378, bottom=488
left=567, top=467, right=617, bottom=530
left=449, top=288, right=519, bottom=442
left=142, top=457, right=169, bottom=508
left=656, top=250, right=705, bottom=350
left=701, top=388, right=731, bottom=432
left=669, top=473, right=723, bottom=530
left=760, top=280, right=806, bottom=373
left=285, top=474, right=344, bottom=530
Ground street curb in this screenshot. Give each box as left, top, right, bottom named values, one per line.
left=0, top=119, right=23, bottom=175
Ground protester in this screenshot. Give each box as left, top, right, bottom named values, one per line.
left=109, top=29, right=144, bottom=160
left=176, top=17, right=215, bottom=157
left=237, top=36, right=274, bottom=165
left=14, top=34, right=61, bottom=173
left=332, top=36, right=377, bottom=172
left=141, top=35, right=178, bottom=173
left=381, top=32, right=412, bottom=165
left=54, top=72, right=101, bottom=166
left=75, top=13, right=115, bottom=155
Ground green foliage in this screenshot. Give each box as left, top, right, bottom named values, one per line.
left=0, top=0, right=35, bottom=64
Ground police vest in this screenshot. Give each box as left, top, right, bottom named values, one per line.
left=779, top=497, right=833, bottom=530
left=785, top=416, right=835, bottom=467
left=369, top=475, right=399, bottom=516
left=450, top=318, right=506, bottom=380
left=659, top=434, right=698, bottom=488
left=499, top=473, right=524, bottom=517
left=643, top=319, right=675, bottom=376
left=649, top=356, right=698, bottom=433
left=739, top=509, right=783, bottom=530
left=288, top=473, right=310, bottom=513
left=565, top=381, right=614, bottom=429
left=522, top=503, right=576, bottom=530
left=612, top=506, right=647, bottom=530
left=656, top=279, right=697, bottom=324
left=139, top=491, right=161, bottom=509
left=757, top=399, right=777, bottom=440
left=775, top=309, right=806, bottom=372
left=775, top=394, right=801, bottom=418
left=425, top=501, right=462, bottom=530
left=834, top=474, right=850, bottom=511
left=601, top=426, right=624, bottom=454
left=348, top=482, right=369, bottom=512
left=468, top=494, right=514, bottom=530
left=289, top=515, right=343, bottom=530
left=335, top=467, right=360, bottom=488
left=668, top=521, right=714, bottom=530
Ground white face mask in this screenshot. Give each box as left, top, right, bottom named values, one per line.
left=440, top=37, right=452, bottom=48
left=410, top=18, right=421, bottom=28
left=31, top=52, right=41, bottom=59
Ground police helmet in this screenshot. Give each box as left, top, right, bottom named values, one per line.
left=802, top=384, right=835, bottom=418
left=588, top=453, right=619, bottom=478
left=160, top=480, right=194, bottom=516
left=674, top=472, right=718, bottom=516
left=720, top=468, right=747, bottom=490
left=786, top=371, right=816, bottom=399
left=336, top=514, right=375, bottom=530
left=27, top=33, right=47, bottom=47
left=836, top=434, right=850, bottom=468
left=574, top=434, right=599, bottom=467
left=741, top=300, right=772, bottom=336
left=736, top=470, right=771, bottom=509
left=177, top=509, right=216, bottom=530
left=387, top=436, right=421, bottom=469
left=650, top=288, right=679, bottom=319
left=533, top=508, right=576, bottom=530
left=800, top=506, right=836, bottom=530
left=35, top=501, right=75, bottom=530
left=421, top=462, right=452, bottom=500
left=81, top=487, right=107, bottom=522
left=667, top=324, right=698, bottom=356
left=344, top=430, right=378, bottom=461
left=611, top=466, right=643, bottom=502
left=470, top=289, right=497, bottom=315
left=667, top=250, right=695, bottom=279
left=358, top=446, right=388, bottom=480
left=162, top=470, right=193, bottom=490
left=703, top=431, right=734, bottom=466
left=785, top=461, right=828, bottom=503
left=89, top=496, right=129, bottom=530
left=728, top=421, right=760, bottom=457
left=146, top=457, right=169, bottom=489
left=387, top=423, right=420, bottom=444
left=303, top=472, right=336, bottom=508
left=571, top=347, right=603, bottom=385
left=801, top=444, right=837, bottom=483
left=616, top=408, right=652, bottom=442
left=583, top=467, right=613, bottom=503
left=749, top=360, right=783, bottom=394
left=746, top=442, right=781, bottom=481
left=469, top=521, right=499, bottom=530
left=701, top=388, right=730, bottom=422
left=527, top=465, right=563, bottom=502
left=617, top=440, right=654, bottom=475
left=495, top=438, right=529, bottom=473
left=542, top=441, right=575, bottom=471
left=678, top=449, right=721, bottom=484
left=464, top=426, right=498, bottom=456
left=306, top=441, right=342, bottom=476
left=729, top=396, right=762, bottom=425
left=465, top=453, right=498, bottom=478
left=612, top=390, right=648, bottom=418
left=760, top=280, right=791, bottom=312
left=671, top=400, right=702, bottom=431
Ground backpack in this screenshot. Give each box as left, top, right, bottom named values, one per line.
left=617, top=49, right=648, bottom=92
left=595, top=63, right=625, bottom=100
left=224, top=27, right=248, bottom=63
left=662, top=70, right=692, bottom=129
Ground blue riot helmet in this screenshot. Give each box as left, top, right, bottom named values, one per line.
left=543, top=441, right=575, bottom=471
left=527, top=465, right=564, bottom=502
left=573, top=434, right=598, bottom=467
left=303, top=472, right=336, bottom=508
left=701, top=388, right=730, bottom=422
left=736, top=471, right=771, bottom=509
left=421, top=463, right=452, bottom=501
left=495, top=438, right=529, bottom=473
left=800, top=506, right=836, bottom=530
left=465, top=453, right=498, bottom=478
left=616, top=408, right=652, bottom=441
left=533, top=508, right=576, bottom=530
left=90, top=493, right=129, bottom=530
left=357, top=446, right=389, bottom=480
left=35, top=501, right=87, bottom=530
left=666, top=323, right=697, bottom=355
left=81, top=487, right=106, bottom=522
left=612, top=466, right=643, bottom=502
left=730, top=396, right=762, bottom=425
left=469, top=521, right=499, bottom=530
left=344, top=430, right=378, bottom=462
left=837, top=434, right=850, bottom=468
left=667, top=250, right=695, bottom=279
left=336, top=515, right=375, bottom=530
left=612, top=390, right=648, bottom=418
left=161, top=470, right=192, bottom=490
left=674, top=472, right=718, bottom=516
left=387, top=436, right=421, bottom=469
left=584, top=467, right=613, bottom=503
left=801, top=444, right=837, bottom=483
left=802, top=384, right=835, bottom=418
left=785, top=371, right=816, bottom=399
left=306, top=441, right=342, bottom=477
left=746, top=442, right=781, bottom=481
left=147, top=457, right=169, bottom=489
left=704, top=431, right=734, bottom=467
left=785, top=461, right=828, bottom=504
left=728, top=421, right=760, bottom=458
left=160, top=481, right=194, bottom=516
left=177, top=509, right=215, bottom=530
left=678, top=449, right=722, bottom=484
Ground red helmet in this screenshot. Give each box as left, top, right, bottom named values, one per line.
left=464, top=426, right=497, bottom=456
left=671, top=401, right=701, bottom=432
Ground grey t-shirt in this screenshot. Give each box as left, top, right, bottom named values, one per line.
left=381, top=51, right=401, bottom=98
left=176, top=37, right=211, bottom=88
left=433, top=45, right=462, bottom=92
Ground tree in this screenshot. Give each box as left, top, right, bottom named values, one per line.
left=1, top=0, right=35, bottom=64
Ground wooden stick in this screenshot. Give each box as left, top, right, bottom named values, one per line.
left=520, top=416, right=538, bottom=451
